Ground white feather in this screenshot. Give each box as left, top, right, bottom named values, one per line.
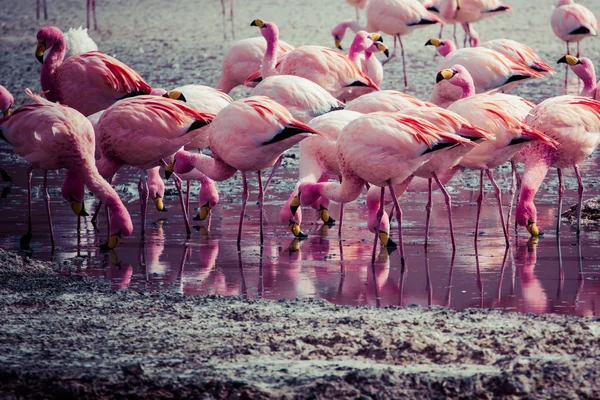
left=64, top=27, right=98, bottom=58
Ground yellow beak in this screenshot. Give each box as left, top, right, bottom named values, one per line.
left=250, top=18, right=265, bottom=28
left=289, top=220, right=307, bottom=238
left=194, top=204, right=211, bottom=221
left=101, top=230, right=123, bottom=250
left=70, top=199, right=89, bottom=216
left=526, top=222, right=540, bottom=237
left=370, top=32, right=382, bottom=42
left=153, top=196, right=165, bottom=211
left=425, top=38, right=441, bottom=47
left=335, top=38, right=342, bottom=50
left=318, top=206, right=330, bottom=224
left=167, top=90, right=186, bottom=101
left=290, top=195, right=301, bottom=215
left=3, top=107, right=10, bottom=117
left=164, top=163, right=174, bottom=180
left=35, top=42, right=46, bottom=63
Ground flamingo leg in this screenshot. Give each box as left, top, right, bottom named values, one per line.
left=257, top=170, right=264, bottom=244
left=91, top=201, right=103, bottom=226
left=574, top=164, right=584, bottom=236
left=92, top=0, right=97, bottom=29
left=463, top=23, right=469, bottom=48
left=355, top=6, right=360, bottom=23
left=506, top=160, right=517, bottom=231
left=220, top=0, right=227, bottom=40
left=371, top=187, right=385, bottom=265
left=160, top=159, right=191, bottom=235
left=230, top=0, right=235, bottom=39
left=338, top=203, right=345, bottom=237
left=475, top=170, right=484, bottom=243
left=399, top=35, right=408, bottom=87
left=42, top=171, right=55, bottom=249
left=138, top=170, right=149, bottom=237
left=87, top=0, right=91, bottom=30
left=424, top=178, right=433, bottom=248
left=387, top=183, right=405, bottom=266
left=565, top=42, right=570, bottom=89
left=381, top=36, right=397, bottom=66
left=432, top=171, right=456, bottom=249
left=262, top=154, right=282, bottom=195
left=43, top=0, right=47, bottom=19
left=486, top=169, right=509, bottom=247
left=237, top=172, right=249, bottom=245
left=453, top=24, right=457, bottom=45
left=557, top=168, right=564, bottom=234
left=20, top=167, right=33, bottom=248
left=37, top=0, right=40, bottom=19
left=185, top=180, right=191, bottom=217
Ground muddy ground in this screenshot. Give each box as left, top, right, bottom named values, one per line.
left=1, top=249, right=599, bottom=399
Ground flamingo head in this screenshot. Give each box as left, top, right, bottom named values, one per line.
left=557, top=0, right=574, bottom=6
left=102, top=207, right=134, bottom=251
left=331, top=20, right=353, bottom=49
left=0, top=86, right=13, bottom=117
left=164, top=89, right=186, bottom=102
left=516, top=194, right=540, bottom=237
left=173, top=150, right=195, bottom=175
left=296, top=182, right=321, bottom=209
left=61, top=173, right=88, bottom=217
left=150, top=87, right=168, bottom=97
left=350, top=30, right=375, bottom=53
left=425, top=38, right=456, bottom=57
left=251, top=19, right=279, bottom=43
left=436, top=65, right=473, bottom=88
left=368, top=41, right=389, bottom=57
left=35, top=26, right=65, bottom=64
left=557, top=55, right=594, bottom=81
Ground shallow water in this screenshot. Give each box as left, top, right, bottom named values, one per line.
left=1, top=0, right=600, bottom=316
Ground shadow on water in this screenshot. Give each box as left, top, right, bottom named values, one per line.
left=0, top=156, right=599, bottom=318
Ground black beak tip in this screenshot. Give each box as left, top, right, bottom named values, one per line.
left=80, top=210, right=90, bottom=217
left=297, top=230, right=308, bottom=238
left=337, top=45, right=343, bottom=50
left=193, top=214, right=201, bottom=221
left=557, top=56, right=567, bottom=64
left=436, top=72, right=444, bottom=83
left=385, top=237, right=398, bottom=252
left=100, top=242, right=110, bottom=251
left=250, top=21, right=256, bottom=26
left=384, top=49, right=390, bottom=58
left=425, top=40, right=432, bottom=46
left=165, top=171, right=172, bottom=180
left=36, top=55, right=44, bottom=64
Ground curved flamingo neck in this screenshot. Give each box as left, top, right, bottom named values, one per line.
left=577, top=67, right=597, bottom=98
left=187, top=153, right=237, bottom=181
left=41, top=38, right=67, bottom=102
left=61, top=169, right=86, bottom=202
left=459, top=76, right=476, bottom=99
left=438, top=41, right=456, bottom=57
left=317, top=174, right=364, bottom=204
left=262, top=31, right=279, bottom=78
left=557, top=0, right=574, bottom=6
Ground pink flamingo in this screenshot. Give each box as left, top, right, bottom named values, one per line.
left=247, top=19, right=378, bottom=100
left=173, top=96, right=320, bottom=245
left=215, top=37, right=294, bottom=93
left=220, top=0, right=235, bottom=39
left=94, top=96, right=215, bottom=237
left=439, top=0, right=512, bottom=47
left=295, top=112, right=472, bottom=264
left=252, top=75, right=344, bottom=123
left=437, top=65, right=558, bottom=245
left=344, top=32, right=389, bottom=87
left=0, top=85, right=13, bottom=117
left=0, top=90, right=133, bottom=250
left=517, top=96, right=600, bottom=237
left=366, top=0, right=443, bottom=87
left=364, top=105, right=494, bottom=248
left=558, top=55, right=600, bottom=99
left=36, top=26, right=152, bottom=117
left=282, top=110, right=365, bottom=239
left=428, top=41, right=546, bottom=108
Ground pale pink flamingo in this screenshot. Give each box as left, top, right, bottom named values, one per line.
left=0, top=85, right=13, bottom=117
left=345, top=89, right=433, bottom=113
left=517, top=96, right=600, bottom=237
left=426, top=37, right=555, bottom=76
left=295, top=111, right=472, bottom=264
left=558, top=55, right=600, bottom=99
left=364, top=106, right=493, bottom=248
left=422, top=0, right=460, bottom=42
left=346, top=0, right=370, bottom=22
left=220, top=0, right=235, bottom=39
left=36, top=26, right=152, bottom=117
left=173, top=96, right=320, bottom=245
left=252, top=75, right=344, bottom=123
left=437, top=65, right=558, bottom=245
left=0, top=90, right=133, bottom=250
left=94, top=96, right=215, bottom=237
left=428, top=42, right=546, bottom=108
left=359, top=41, right=389, bottom=87
left=366, top=0, right=443, bottom=86
left=439, top=0, right=512, bottom=47
left=247, top=19, right=378, bottom=100
left=281, top=110, right=365, bottom=239
left=215, top=37, right=294, bottom=93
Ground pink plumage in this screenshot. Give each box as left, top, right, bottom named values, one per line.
left=0, top=85, right=14, bottom=117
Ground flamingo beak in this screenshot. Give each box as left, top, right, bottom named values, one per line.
left=436, top=69, right=455, bottom=83
left=35, top=42, right=46, bottom=64
left=166, top=90, right=186, bottom=102
left=3, top=107, right=11, bottom=117
left=379, top=231, right=397, bottom=250
left=154, top=195, right=166, bottom=212
left=526, top=222, right=540, bottom=237
left=557, top=55, right=580, bottom=66
left=289, top=220, right=308, bottom=238
left=318, top=204, right=335, bottom=224
left=334, top=36, right=343, bottom=50
left=251, top=19, right=265, bottom=28
left=101, top=230, right=122, bottom=250
left=164, top=163, right=174, bottom=180
left=193, top=203, right=211, bottom=221
left=290, top=195, right=301, bottom=215
left=370, top=33, right=382, bottom=42
left=425, top=38, right=441, bottom=47
left=69, top=198, right=89, bottom=216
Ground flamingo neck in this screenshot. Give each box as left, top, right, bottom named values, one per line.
left=61, top=169, right=86, bottom=203
left=579, top=69, right=597, bottom=98
left=517, top=156, right=552, bottom=222
left=197, top=175, right=219, bottom=207
left=347, top=20, right=364, bottom=34
left=187, top=153, right=238, bottom=181
left=41, top=39, right=67, bottom=102
left=349, top=39, right=368, bottom=68
left=317, top=174, right=364, bottom=204
left=262, top=34, right=279, bottom=78
left=459, top=78, right=476, bottom=99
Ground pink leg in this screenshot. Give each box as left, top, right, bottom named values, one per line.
left=43, top=0, right=47, bottom=19
left=43, top=171, right=55, bottom=249
left=577, top=42, right=580, bottom=58
left=20, top=167, right=33, bottom=248
left=506, top=161, right=517, bottom=231
left=424, top=178, right=433, bottom=247
left=387, top=183, right=405, bottom=266
left=262, top=154, right=282, bottom=196
left=573, top=164, right=584, bottom=236
left=485, top=169, right=509, bottom=247
left=185, top=180, right=191, bottom=216
left=399, top=35, right=408, bottom=87
left=92, top=0, right=97, bottom=30
left=230, top=0, right=234, bottom=39
left=160, top=159, right=191, bottom=235
left=257, top=170, right=264, bottom=244
left=433, top=171, right=456, bottom=249
left=565, top=42, right=570, bottom=89
left=371, top=187, right=385, bottom=265
left=138, top=171, right=149, bottom=237
left=557, top=168, right=564, bottom=233
left=463, top=23, right=469, bottom=48
left=220, top=0, right=227, bottom=40
left=381, top=36, right=397, bottom=66
left=237, top=172, right=249, bottom=245
left=37, top=0, right=40, bottom=19
left=475, top=170, right=484, bottom=243
left=453, top=24, right=457, bottom=45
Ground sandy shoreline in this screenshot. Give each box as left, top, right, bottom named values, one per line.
left=1, top=249, right=598, bottom=398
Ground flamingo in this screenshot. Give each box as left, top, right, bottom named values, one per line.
left=366, top=0, right=443, bottom=87
left=35, top=26, right=152, bottom=117
left=252, top=76, right=345, bottom=123
left=360, top=41, right=389, bottom=87
left=215, top=37, right=295, bottom=93
left=422, top=0, right=461, bottom=42
left=439, top=0, right=512, bottom=47
left=346, top=0, right=370, bottom=22
left=437, top=65, right=558, bottom=246
left=173, top=96, right=320, bottom=245
left=364, top=105, right=494, bottom=248
left=220, top=0, right=235, bottom=39
left=0, top=90, right=133, bottom=250
left=94, top=96, right=215, bottom=237
left=428, top=41, right=546, bottom=108
left=247, top=19, right=379, bottom=100
left=558, top=55, right=600, bottom=99
left=517, top=96, right=600, bottom=237
left=281, top=110, right=365, bottom=239
left=294, top=111, right=473, bottom=264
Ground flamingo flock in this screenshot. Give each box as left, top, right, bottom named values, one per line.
left=0, top=0, right=598, bottom=266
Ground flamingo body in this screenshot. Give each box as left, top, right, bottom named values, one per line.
left=551, top=0, right=598, bottom=43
